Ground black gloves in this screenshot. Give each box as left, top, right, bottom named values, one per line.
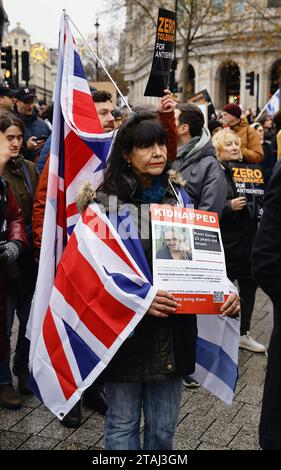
left=0, top=241, right=21, bottom=264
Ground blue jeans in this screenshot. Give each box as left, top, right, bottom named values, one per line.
left=104, top=378, right=183, bottom=450
left=0, top=293, right=31, bottom=384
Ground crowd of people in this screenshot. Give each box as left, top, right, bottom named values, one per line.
left=0, top=81, right=280, bottom=449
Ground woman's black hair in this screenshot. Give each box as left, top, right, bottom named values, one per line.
left=100, top=111, right=168, bottom=196
left=273, top=110, right=281, bottom=134
left=41, top=103, right=54, bottom=124
left=0, top=113, right=24, bottom=135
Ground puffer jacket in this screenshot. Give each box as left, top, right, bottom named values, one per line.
left=32, top=156, right=49, bottom=257
left=173, top=127, right=227, bottom=218
left=0, top=178, right=28, bottom=359
left=231, top=117, right=263, bottom=164
left=77, top=170, right=197, bottom=383
left=3, top=155, right=39, bottom=289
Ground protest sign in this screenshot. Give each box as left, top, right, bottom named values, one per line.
left=188, top=89, right=216, bottom=121
left=151, top=204, right=229, bottom=314
left=230, top=162, right=264, bottom=219
left=144, top=8, right=176, bottom=97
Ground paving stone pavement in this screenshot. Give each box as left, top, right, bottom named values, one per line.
left=0, top=288, right=272, bottom=451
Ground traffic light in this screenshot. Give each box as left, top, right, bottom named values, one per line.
left=1, top=46, right=13, bottom=74
left=246, top=71, right=254, bottom=96
left=21, top=51, right=30, bottom=82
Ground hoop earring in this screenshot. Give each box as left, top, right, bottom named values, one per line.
left=127, top=160, right=131, bottom=168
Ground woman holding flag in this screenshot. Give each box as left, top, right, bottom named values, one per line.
left=77, top=112, right=240, bottom=450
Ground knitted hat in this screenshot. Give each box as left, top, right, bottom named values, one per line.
left=223, top=104, right=241, bottom=119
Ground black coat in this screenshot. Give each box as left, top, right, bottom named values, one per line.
left=262, top=140, right=276, bottom=188
left=252, top=160, right=281, bottom=449
left=220, top=162, right=257, bottom=279
left=96, top=173, right=197, bottom=383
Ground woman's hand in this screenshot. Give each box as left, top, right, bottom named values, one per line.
left=231, top=196, right=247, bottom=211
left=147, top=290, right=178, bottom=318
left=158, top=89, right=177, bottom=114
left=220, top=292, right=240, bottom=318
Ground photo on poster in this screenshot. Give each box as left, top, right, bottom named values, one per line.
left=155, top=225, right=193, bottom=261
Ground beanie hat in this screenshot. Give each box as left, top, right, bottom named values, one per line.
left=223, top=104, right=241, bottom=119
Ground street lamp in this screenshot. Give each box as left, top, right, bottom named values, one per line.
left=94, top=17, right=100, bottom=82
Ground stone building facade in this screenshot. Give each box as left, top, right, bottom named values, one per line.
left=121, top=0, right=281, bottom=113
left=5, top=23, right=57, bottom=102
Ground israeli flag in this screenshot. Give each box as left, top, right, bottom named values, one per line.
left=266, top=89, right=280, bottom=117
left=191, top=313, right=240, bottom=405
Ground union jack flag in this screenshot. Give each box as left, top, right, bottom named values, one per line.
left=29, top=201, right=156, bottom=418
left=27, top=14, right=115, bottom=414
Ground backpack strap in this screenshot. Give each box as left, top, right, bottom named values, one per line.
left=21, top=162, right=34, bottom=200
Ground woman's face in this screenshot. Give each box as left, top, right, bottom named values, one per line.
left=127, top=142, right=167, bottom=179
left=220, top=134, right=241, bottom=161
left=4, top=125, right=23, bottom=158
left=164, top=231, right=180, bottom=251
left=255, top=125, right=264, bottom=143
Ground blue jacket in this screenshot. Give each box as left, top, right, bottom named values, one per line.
left=36, top=134, right=51, bottom=173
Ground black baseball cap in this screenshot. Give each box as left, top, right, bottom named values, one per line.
left=16, top=86, right=36, bottom=101
left=0, top=84, right=17, bottom=97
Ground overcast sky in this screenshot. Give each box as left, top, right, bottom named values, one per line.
left=4, top=0, right=114, bottom=47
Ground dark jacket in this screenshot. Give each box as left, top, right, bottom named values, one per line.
left=0, top=178, right=27, bottom=359
left=262, top=140, right=276, bottom=188
left=252, top=160, right=281, bottom=449
left=173, top=127, right=227, bottom=218
left=36, top=134, right=51, bottom=174
left=3, top=154, right=39, bottom=226
left=252, top=160, right=281, bottom=309
left=3, top=155, right=39, bottom=289
left=79, top=171, right=197, bottom=382
left=220, top=161, right=257, bottom=279
left=14, top=109, right=51, bottom=161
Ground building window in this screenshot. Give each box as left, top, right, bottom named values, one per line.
left=15, top=38, right=18, bottom=45
left=129, top=44, right=133, bottom=57
left=23, top=39, right=26, bottom=46
left=268, top=0, right=281, bottom=7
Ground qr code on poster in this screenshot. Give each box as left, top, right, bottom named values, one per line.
left=213, top=291, right=224, bottom=303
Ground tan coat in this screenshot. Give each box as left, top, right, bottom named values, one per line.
left=232, top=118, right=263, bottom=163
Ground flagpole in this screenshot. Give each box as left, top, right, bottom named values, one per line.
left=64, top=11, right=132, bottom=112
left=255, top=102, right=268, bottom=121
